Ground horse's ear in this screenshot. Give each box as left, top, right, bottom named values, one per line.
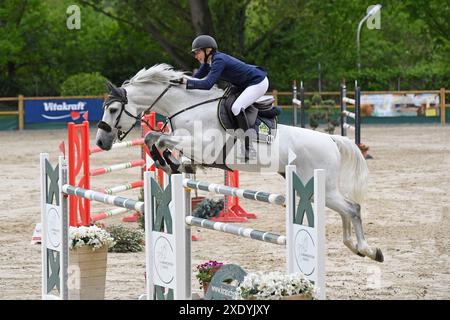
left=105, top=80, right=116, bottom=93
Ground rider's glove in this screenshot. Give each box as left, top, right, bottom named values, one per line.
left=170, top=78, right=185, bottom=85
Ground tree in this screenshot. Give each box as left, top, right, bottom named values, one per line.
left=0, top=0, right=52, bottom=96
left=77, top=0, right=214, bottom=69
left=1, top=0, right=449, bottom=96
left=60, top=72, right=107, bottom=96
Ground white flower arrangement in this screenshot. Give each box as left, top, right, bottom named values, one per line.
left=69, top=225, right=115, bottom=251
left=235, top=271, right=317, bottom=300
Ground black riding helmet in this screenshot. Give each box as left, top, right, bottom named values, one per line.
left=191, top=35, right=218, bottom=64
left=191, top=35, right=218, bottom=52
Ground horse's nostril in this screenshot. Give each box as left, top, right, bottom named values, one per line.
left=97, top=140, right=103, bottom=148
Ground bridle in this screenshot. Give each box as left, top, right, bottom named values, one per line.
left=98, top=80, right=223, bottom=141
left=97, top=84, right=172, bottom=141
left=97, top=87, right=135, bottom=141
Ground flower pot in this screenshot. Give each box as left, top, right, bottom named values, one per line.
left=68, top=245, right=108, bottom=300
left=192, top=196, right=206, bottom=211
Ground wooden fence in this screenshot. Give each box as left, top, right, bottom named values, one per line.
left=0, top=89, right=448, bottom=130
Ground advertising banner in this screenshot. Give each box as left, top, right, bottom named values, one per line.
left=25, top=98, right=104, bottom=123
left=361, top=93, right=440, bottom=117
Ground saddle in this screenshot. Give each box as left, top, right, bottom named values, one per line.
left=218, top=86, right=281, bottom=144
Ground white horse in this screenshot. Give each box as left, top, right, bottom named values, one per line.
left=95, top=64, right=383, bottom=262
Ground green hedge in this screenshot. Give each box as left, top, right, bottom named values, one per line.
left=60, top=72, right=107, bottom=96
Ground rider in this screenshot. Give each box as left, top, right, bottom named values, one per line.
left=184, top=35, right=269, bottom=160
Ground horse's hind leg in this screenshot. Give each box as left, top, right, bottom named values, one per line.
left=341, top=214, right=360, bottom=256
left=351, top=204, right=384, bottom=262
left=326, top=192, right=384, bottom=262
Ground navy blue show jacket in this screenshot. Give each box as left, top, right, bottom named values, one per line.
left=186, top=52, right=267, bottom=91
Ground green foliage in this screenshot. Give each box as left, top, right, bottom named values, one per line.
left=0, top=0, right=53, bottom=96
left=311, top=94, right=322, bottom=106
left=106, top=225, right=144, bottom=253
left=0, top=0, right=449, bottom=97
left=309, top=116, right=319, bottom=130
left=303, top=99, right=312, bottom=110
left=308, top=94, right=339, bottom=133
left=137, top=213, right=145, bottom=230
left=192, top=198, right=224, bottom=219
left=60, top=72, right=107, bottom=95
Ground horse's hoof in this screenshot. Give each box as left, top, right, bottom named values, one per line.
left=144, top=132, right=160, bottom=146
left=183, top=164, right=196, bottom=174
left=375, top=248, right=384, bottom=263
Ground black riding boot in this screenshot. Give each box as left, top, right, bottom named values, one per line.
left=235, top=110, right=256, bottom=161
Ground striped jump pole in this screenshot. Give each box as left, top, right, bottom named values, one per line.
left=89, top=159, right=145, bottom=176
left=186, top=216, right=286, bottom=245
left=210, top=171, right=257, bottom=222
left=89, top=138, right=145, bottom=154
left=342, top=97, right=356, bottom=105
left=99, top=180, right=143, bottom=195
left=93, top=179, right=144, bottom=222
left=62, top=185, right=145, bottom=213
left=91, top=207, right=131, bottom=222
left=182, top=178, right=285, bottom=206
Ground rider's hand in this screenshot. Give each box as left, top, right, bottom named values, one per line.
left=170, top=77, right=186, bottom=85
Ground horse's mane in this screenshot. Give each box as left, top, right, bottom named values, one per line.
left=123, top=63, right=223, bottom=95
left=124, top=63, right=185, bottom=85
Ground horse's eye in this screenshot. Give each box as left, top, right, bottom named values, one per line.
left=109, top=108, right=117, bottom=114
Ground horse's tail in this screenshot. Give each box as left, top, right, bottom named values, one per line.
left=332, top=135, right=369, bottom=204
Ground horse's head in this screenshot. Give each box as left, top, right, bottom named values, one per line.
left=96, top=81, right=139, bottom=150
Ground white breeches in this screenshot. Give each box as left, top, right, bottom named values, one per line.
left=231, top=77, right=269, bottom=116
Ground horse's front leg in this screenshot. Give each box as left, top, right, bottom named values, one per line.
left=148, top=143, right=172, bottom=175
left=145, top=133, right=198, bottom=174
left=144, top=131, right=164, bottom=146
left=155, top=134, right=193, bottom=151
left=157, top=135, right=199, bottom=174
